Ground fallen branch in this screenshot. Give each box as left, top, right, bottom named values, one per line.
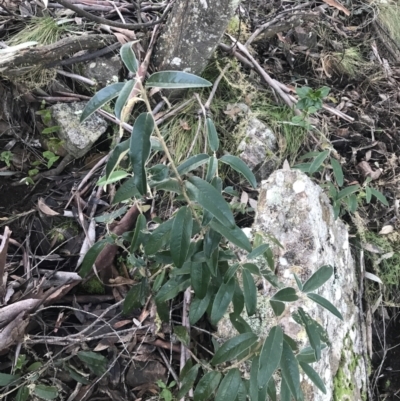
left=0, top=226, right=11, bottom=302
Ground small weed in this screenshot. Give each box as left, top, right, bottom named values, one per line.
left=157, top=380, right=176, bottom=401
left=0, top=150, right=13, bottom=167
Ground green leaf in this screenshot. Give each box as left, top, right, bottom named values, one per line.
left=206, top=156, right=218, bottom=182
left=155, top=178, right=182, bottom=194
left=219, top=155, right=257, bottom=189
left=365, top=186, right=372, bottom=203
left=280, top=377, right=291, bottom=401
left=130, top=213, right=146, bottom=253
left=346, top=193, right=358, bottom=213
left=204, top=229, right=222, bottom=259
left=307, top=293, right=343, bottom=320
left=309, top=150, right=329, bottom=175
left=97, top=170, right=128, bottom=186
left=77, top=351, right=107, bottom=376
left=261, top=268, right=281, bottom=288
left=120, top=42, right=138, bottom=73
left=243, top=269, right=257, bottom=316
left=191, top=262, right=210, bottom=299
left=283, top=334, right=299, bottom=352
left=33, top=385, right=58, bottom=400
left=370, top=187, right=389, bottom=206
left=296, top=86, right=311, bottom=98
left=232, top=281, right=245, bottom=316
left=302, top=265, right=333, bottom=293
left=242, top=262, right=260, bottom=275
left=337, top=185, right=360, bottom=200
left=206, top=247, right=219, bottom=277
left=15, top=386, right=30, bottom=401
left=42, top=126, right=61, bottom=134
left=145, top=218, right=174, bottom=255
left=65, top=365, right=90, bottom=384
left=26, top=362, right=43, bottom=372
left=280, top=341, right=301, bottom=401
left=215, top=369, right=242, bottom=401
left=211, top=332, right=258, bottom=365
left=79, top=237, right=113, bottom=278
left=146, top=71, right=212, bottom=89
left=267, top=379, right=277, bottom=401
left=189, top=290, right=212, bottom=325
left=174, top=326, right=190, bottom=347
left=210, top=219, right=251, bottom=252
left=104, top=141, right=129, bottom=181
left=297, top=308, right=321, bottom=361
left=94, top=205, right=128, bottom=223
left=115, top=79, right=136, bottom=119
left=179, top=359, right=193, bottom=381
left=206, top=118, right=219, bottom=152
left=296, top=344, right=327, bottom=363
left=299, top=361, right=326, bottom=394
left=293, top=273, right=303, bottom=291
left=155, top=277, right=190, bottom=303
left=177, top=154, right=209, bottom=176
left=330, top=158, right=344, bottom=187
left=186, top=176, right=236, bottom=228
left=171, top=206, right=193, bottom=268
left=123, top=278, right=149, bottom=314
left=270, top=300, right=285, bottom=316
left=229, top=313, right=252, bottom=334
left=194, top=371, right=222, bottom=401
left=258, top=326, right=283, bottom=388
left=80, top=82, right=125, bottom=122
left=271, top=287, right=298, bottom=302
left=176, top=364, right=200, bottom=399
left=0, top=373, right=19, bottom=386
left=247, top=244, right=270, bottom=260
left=210, top=278, right=235, bottom=325
left=113, top=177, right=140, bottom=203
left=130, top=112, right=155, bottom=195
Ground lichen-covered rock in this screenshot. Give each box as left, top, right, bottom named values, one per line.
left=218, top=168, right=367, bottom=401
left=83, top=54, right=122, bottom=88
left=50, top=102, right=108, bottom=159
left=238, top=117, right=278, bottom=182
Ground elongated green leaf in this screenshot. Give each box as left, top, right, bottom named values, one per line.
left=180, top=359, right=194, bottom=381
left=97, top=170, right=128, bottom=186
left=120, top=42, right=138, bottom=73
left=113, top=178, right=140, bottom=204
left=267, top=379, right=277, bottom=401
left=302, top=265, right=333, bottom=293
left=79, top=237, right=113, bottom=278
left=65, top=365, right=90, bottom=385
left=247, top=244, right=270, bottom=260
left=283, top=334, right=299, bottom=352
left=123, top=278, right=148, bottom=314
left=346, top=193, right=358, bottom=212
left=15, top=386, right=29, bottom=401
left=206, top=156, right=218, bottom=182
left=242, top=262, right=260, bottom=275
left=307, top=293, right=343, bottom=320
left=270, top=300, right=285, bottom=316
left=194, top=371, right=222, bottom=401
left=330, top=157, right=343, bottom=187
left=280, top=341, right=301, bottom=401
left=309, top=150, right=329, bottom=175
left=77, top=351, right=107, bottom=376
left=337, top=185, right=360, bottom=200
left=232, top=281, right=245, bottom=316
left=177, top=364, right=200, bottom=399
left=130, top=213, right=146, bottom=253
left=186, top=177, right=235, bottom=228
left=211, top=332, right=258, bottom=365
left=206, top=247, right=219, bottom=276
left=258, top=326, right=283, bottom=388
left=146, top=71, right=212, bottom=89
left=229, top=313, right=252, bottom=334
left=189, top=290, right=212, bottom=325
left=210, top=219, right=251, bottom=252
left=249, top=355, right=261, bottom=401
left=130, top=112, right=155, bottom=195
left=299, top=361, right=326, bottom=394
left=296, top=344, right=327, bottom=363
left=115, top=79, right=136, bottom=119
left=215, top=369, right=242, bottom=401
left=155, top=277, right=190, bottom=303
left=145, top=218, right=174, bottom=255
left=280, top=377, right=291, bottom=401
left=106, top=139, right=129, bottom=179
left=297, top=308, right=321, bottom=361
left=0, top=373, right=19, bottom=386
left=170, top=206, right=193, bottom=268
left=155, top=178, right=182, bottom=194
left=207, top=118, right=219, bottom=152
left=174, top=326, right=190, bottom=347
left=94, top=206, right=128, bottom=223
left=204, top=228, right=222, bottom=259
left=261, top=268, right=280, bottom=288
left=177, top=154, right=209, bottom=176
left=243, top=269, right=257, bottom=316
left=237, top=379, right=248, bottom=401
left=365, top=186, right=372, bottom=203
left=33, top=385, right=58, bottom=400
left=219, top=155, right=257, bottom=189
left=80, top=82, right=124, bottom=122
left=271, top=287, right=298, bottom=302
left=293, top=273, right=303, bottom=291
left=210, top=278, right=235, bottom=325
left=191, top=262, right=210, bottom=299
left=293, top=309, right=330, bottom=345
left=370, top=187, right=389, bottom=206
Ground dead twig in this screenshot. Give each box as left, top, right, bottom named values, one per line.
left=0, top=226, right=11, bottom=301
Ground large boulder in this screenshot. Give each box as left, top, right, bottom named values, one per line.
left=218, top=168, right=367, bottom=401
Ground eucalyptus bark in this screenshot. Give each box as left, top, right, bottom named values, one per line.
left=153, top=0, right=241, bottom=76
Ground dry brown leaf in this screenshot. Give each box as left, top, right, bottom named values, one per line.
left=322, top=0, right=350, bottom=15
left=179, top=120, right=191, bottom=130
left=37, top=198, right=59, bottom=216
left=357, top=161, right=381, bottom=180
left=240, top=191, right=249, bottom=205
left=379, top=225, right=394, bottom=235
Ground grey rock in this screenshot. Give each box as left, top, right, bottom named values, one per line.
left=238, top=117, right=278, bottom=181
left=83, top=54, right=122, bottom=88
left=50, top=102, right=108, bottom=159
left=218, top=169, right=367, bottom=401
